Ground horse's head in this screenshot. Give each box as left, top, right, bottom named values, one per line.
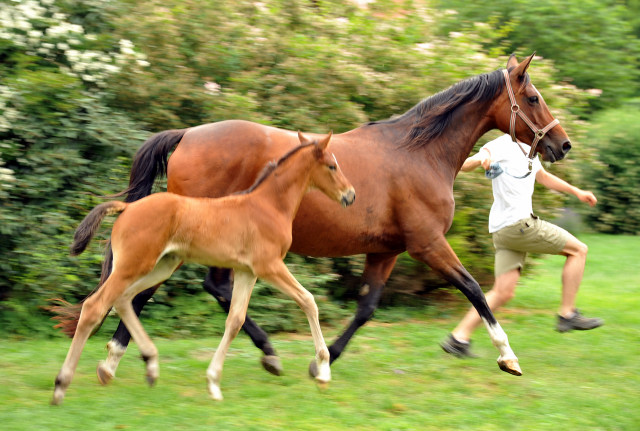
left=298, top=131, right=355, bottom=207
left=497, top=53, right=571, bottom=162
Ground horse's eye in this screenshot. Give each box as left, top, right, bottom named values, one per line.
left=328, top=165, right=337, bottom=171
left=528, top=96, right=539, bottom=104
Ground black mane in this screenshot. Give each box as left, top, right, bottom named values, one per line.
left=235, top=142, right=314, bottom=195
left=369, top=69, right=506, bottom=150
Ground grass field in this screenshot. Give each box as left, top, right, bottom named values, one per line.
left=0, top=234, right=638, bottom=430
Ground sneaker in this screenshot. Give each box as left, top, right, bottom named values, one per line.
left=556, top=309, right=604, bottom=332
left=440, top=334, right=477, bottom=358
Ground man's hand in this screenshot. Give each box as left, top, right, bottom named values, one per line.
left=479, top=150, right=492, bottom=170
left=577, top=190, right=597, bottom=207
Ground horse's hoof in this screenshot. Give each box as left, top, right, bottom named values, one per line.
left=316, top=380, right=330, bottom=391
left=96, top=361, right=114, bottom=386
left=497, top=358, right=522, bottom=376
left=260, top=355, right=282, bottom=376
left=308, top=359, right=319, bottom=378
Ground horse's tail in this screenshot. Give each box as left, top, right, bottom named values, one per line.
left=114, top=129, right=187, bottom=203
left=70, top=201, right=128, bottom=256
left=50, top=201, right=127, bottom=337
left=98, top=129, right=185, bottom=303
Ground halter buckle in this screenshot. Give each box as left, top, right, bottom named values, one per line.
left=511, top=104, right=520, bottom=113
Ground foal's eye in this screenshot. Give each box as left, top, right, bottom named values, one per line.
left=328, top=165, right=337, bottom=171
left=528, top=96, right=539, bottom=104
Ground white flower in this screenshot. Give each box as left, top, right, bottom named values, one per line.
left=204, top=81, right=221, bottom=94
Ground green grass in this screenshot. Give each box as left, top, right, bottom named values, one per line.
left=1, top=234, right=638, bottom=430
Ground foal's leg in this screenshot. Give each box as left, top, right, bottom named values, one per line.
left=113, top=255, right=182, bottom=386
left=52, top=278, right=123, bottom=405
left=260, top=262, right=331, bottom=385
left=207, top=270, right=257, bottom=401
left=97, top=286, right=159, bottom=385
left=309, top=253, right=397, bottom=377
left=203, top=267, right=282, bottom=375
left=114, top=298, right=161, bottom=386
left=407, top=235, right=521, bottom=376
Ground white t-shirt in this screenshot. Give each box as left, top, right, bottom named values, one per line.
left=482, top=134, right=543, bottom=233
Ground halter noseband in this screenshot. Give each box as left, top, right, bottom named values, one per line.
left=502, top=68, right=559, bottom=170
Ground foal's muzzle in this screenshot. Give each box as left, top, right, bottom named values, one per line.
left=340, top=188, right=356, bottom=207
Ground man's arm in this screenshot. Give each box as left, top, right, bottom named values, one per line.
left=535, top=166, right=597, bottom=207
left=461, top=148, right=492, bottom=172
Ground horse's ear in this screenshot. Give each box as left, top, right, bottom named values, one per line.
left=317, top=130, right=332, bottom=152
left=506, top=53, right=518, bottom=69
left=509, top=52, right=536, bottom=93
left=298, top=131, right=313, bottom=146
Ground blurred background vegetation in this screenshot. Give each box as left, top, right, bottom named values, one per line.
left=1, top=0, right=638, bottom=337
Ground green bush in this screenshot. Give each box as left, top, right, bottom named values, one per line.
left=580, top=100, right=640, bottom=234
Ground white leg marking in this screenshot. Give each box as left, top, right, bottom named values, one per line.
left=97, top=339, right=127, bottom=384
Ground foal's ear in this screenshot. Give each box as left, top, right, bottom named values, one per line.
left=317, top=130, right=333, bottom=152
left=506, top=53, right=518, bottom=69
left=297, top=131, right=312, bottom=146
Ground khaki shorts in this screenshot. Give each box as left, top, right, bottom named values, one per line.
left=492, top=215, right=572, bottom=277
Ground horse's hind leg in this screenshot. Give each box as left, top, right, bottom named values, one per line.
left=52, top=280, right=121, bottom=405
left=203, top=267, right=282, bottom=376
left=97, top=286, right=159, bottom=385
left=309, top=253, right=397, bottom=377
left=407, top=235, right=521, bottom=376
left=207, top=270, right=257, bottom=401
left=259, top=262, right=331, bottom=386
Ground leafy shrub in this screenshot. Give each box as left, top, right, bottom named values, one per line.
left=580, top=100, right=640, bottom=234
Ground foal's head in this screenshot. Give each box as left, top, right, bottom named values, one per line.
left=298, top=131, right=355, bottom=207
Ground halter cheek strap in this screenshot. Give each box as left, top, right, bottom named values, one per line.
left=502, top=69, right=560, bottom=169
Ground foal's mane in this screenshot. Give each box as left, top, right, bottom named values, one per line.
left=370, top=68, right=507, bottom=150
left=235, top=142, right=315, bottom=195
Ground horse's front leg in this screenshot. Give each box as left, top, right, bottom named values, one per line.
left=203, top=267, right=282, bottom=376
left=309, top=253, right=397, bottom=377
left=407, top=235, right=522, bottom=376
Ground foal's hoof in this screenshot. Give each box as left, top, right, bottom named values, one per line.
left=308, top=359, right=319, bottom=378
left=208, top=384, right=223, bottom=401
left=146, top=373, right=157, bottom=387
left=260, top=355, right=283, bottom=376
left=96, top=361, right=114, bottom=386
left=497, top=358, right=522, bottom=376
left=51, top=390, right=64, bottom=406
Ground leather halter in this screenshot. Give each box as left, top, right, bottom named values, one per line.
left=502, top=68, right=559, bottom=170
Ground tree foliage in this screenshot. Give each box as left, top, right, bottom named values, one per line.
left=432, top=0, right=640, bottom=113
left=579, top=99, right=640, bottom=234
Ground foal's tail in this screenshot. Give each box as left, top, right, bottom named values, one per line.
left=50, top=201, right=127, bottom=337
left=70, top=201, right=128, bottom=256
left=52, top=129, right=186, bottom=337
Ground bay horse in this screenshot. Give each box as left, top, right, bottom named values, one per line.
left=55, top=53, right=571, bottom=381
left=52, top=132, right=355, bottom=404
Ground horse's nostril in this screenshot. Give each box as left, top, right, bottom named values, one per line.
left=562, top=141, right=572, bottom=153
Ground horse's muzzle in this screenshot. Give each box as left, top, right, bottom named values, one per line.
left=341, top=188, right=356, bottom=207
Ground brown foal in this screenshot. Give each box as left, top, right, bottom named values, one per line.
left=52, top=132, right=355, bottom=404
